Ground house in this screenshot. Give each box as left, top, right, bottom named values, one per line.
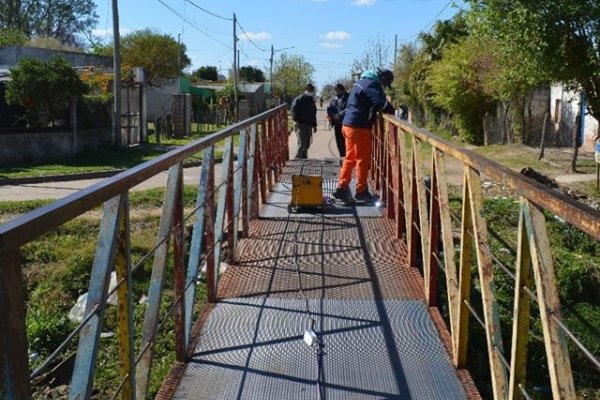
left=193, top=82, right=270, bottom=119
left=550, top=84, right=599, bottom=151
left=0, top=45, right=112, bottom=70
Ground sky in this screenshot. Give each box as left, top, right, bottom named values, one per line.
left=93, top=0, right=465, bottom=90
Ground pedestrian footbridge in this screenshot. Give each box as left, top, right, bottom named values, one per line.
left=1, top=105, right=598, bottom=399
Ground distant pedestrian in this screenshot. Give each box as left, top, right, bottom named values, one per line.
left=291, top=83, right=318, bottom=159
left=333, top=69, right=395, bottom=202
left=319, top=97, right=324, bottom=108
left=326, top=83, right=349, bottom=158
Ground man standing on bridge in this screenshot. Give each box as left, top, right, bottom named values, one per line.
left=291, top=83, right=318, bottom=159
left=327, top=83, right=349, bottom=158
left=333, top=69, right=395, bottom=202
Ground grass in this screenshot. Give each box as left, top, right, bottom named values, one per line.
left=8, top=188, right=207, bottom=399
left=0, top=124, right=235, bottom=180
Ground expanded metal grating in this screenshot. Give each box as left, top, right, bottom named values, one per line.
left=168, top=159, right=476, bottom=400
left=173, top=297, right=467, bottom=400
left=261, top=158, right=384, bottom=218
left=260, top=180, right=384, bottom=218
left=218, top=218, right=423, bottom=300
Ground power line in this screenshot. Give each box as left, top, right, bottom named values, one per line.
left=185, top=0, right=232, bottom=21
left=157, top=0, right=232, bottom=49
left=398, top=0, right=454, bottom=42
left=236, top=20, right=268, bottom=52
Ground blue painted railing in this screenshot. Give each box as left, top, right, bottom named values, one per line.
left=0, top=104, right=289, bottom=399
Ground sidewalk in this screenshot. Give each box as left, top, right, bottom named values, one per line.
left=0, top=107, right=338, bottom=202
left=288, top=106, right=342, bottom=160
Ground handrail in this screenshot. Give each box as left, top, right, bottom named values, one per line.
left=0, top=105, right=287, bottom=248
left=0, top=104, right=290, bottom=400
left=382, top=114, right=600, bottom=241
left=373, top=113, right=600, bottom=400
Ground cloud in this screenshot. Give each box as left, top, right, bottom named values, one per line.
left=239, top=32, right=271, bottom=41
left=322, top=31, right=351, bottom=41
left=351, top=0, right=376, bottom=5
left=321, top=42, right=342, bottom=49
left=246, top=59, right=260, bottom=66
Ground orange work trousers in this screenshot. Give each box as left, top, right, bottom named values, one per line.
left=337, top=125, right=372, bottom=194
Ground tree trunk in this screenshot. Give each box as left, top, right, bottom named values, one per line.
left=538, top=112, right=549, bottom=160
left=570, top=113, right=582, bottom=173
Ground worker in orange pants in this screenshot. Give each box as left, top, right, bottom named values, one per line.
left=337, top=125, right=372, bottom=196
left=333, top=69, right=395, bottom=202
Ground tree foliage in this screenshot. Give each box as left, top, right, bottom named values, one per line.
left=6, top=56, right=85, bottom=128
left=271, top=53, right=315, bottom=102
left=191, top=66, right=218, bottom=82
left=393, top=16, right=468, bottom=129
left=105, top=29, right=191, bottom=83
left=467, top=0, right=600, bottom=123
left=351, top=35, right=391, bottom=74
left=0, top=28, right=27, bottom=46
left=427, top=34, right=497, bottom=144
left=239, top=66, right=265, bottom=83
left=0, top=0, right=98, bottom=47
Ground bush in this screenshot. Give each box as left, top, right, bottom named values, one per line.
left=6, top=56, right=86, bottom=129
left=78, top=94, right=112, bottom=129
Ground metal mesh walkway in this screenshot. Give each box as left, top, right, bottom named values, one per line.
left=170, top=159, right=472, bottom=399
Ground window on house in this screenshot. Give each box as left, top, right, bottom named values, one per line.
left=554, top=99, right=561, bottom=124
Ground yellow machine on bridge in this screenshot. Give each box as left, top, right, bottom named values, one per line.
left=288, top=174, right=324, bottom=213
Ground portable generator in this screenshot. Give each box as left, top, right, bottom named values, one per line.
left=288, top=174, right=324, bottom=213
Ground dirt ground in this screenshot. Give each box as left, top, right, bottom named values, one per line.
left=442, top=143, right=599, bottom=208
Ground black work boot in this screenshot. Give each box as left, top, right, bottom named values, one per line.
left=332, top=187, right=352, bottom=202
left=354, top=189, right=377, bottom=203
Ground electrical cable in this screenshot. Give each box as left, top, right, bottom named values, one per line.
left=236, top=20, right=268, bottom=52
left=185, top=0, right=232, bottom=21
left=397, top=0, right=454, bottom=42
left=157, top=0, right=232, bottom=49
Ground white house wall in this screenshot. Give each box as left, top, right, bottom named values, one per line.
left=550, top=84, right=598, bottom=151
left=146, top=79, right=180, bottom=121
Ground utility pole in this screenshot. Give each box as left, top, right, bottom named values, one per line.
left=112, top=0, right=122, bottom=148
left=232, top=13, right=239, bottom=121
left=269, top=45, right=294, bottom=103
left=394, top=34, right=398, bottom=71
left=270, top=44, right=274, bottom=95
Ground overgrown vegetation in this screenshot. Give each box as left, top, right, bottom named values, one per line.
left=4, top=187, right=206, bottom=399
left=446, top=196, right=600, bottom=398
left=6, top=56, right=86, bottom=129
left=393, top=0, right=600, bottom=146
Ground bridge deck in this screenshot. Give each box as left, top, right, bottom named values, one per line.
left=165, top=160, right=475, bottom=399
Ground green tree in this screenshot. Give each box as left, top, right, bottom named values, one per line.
left=0, top=28, right=27, bottom=46
left=239, top=66, right=265, bottom=83
left=427, top=35, right=497, bottom=144
left=394, top=15, right=468, bottom=128
left=112, top=29, right=191, bottom=82
left=6, top=56, right=86, bottom=129
left=192, top=66, right=218, bottom=82
left=0, top=0, right=98, bottom=47
left=320, top=84, right=334, bottom=101
left=467, top=0, right=600, bottom=127
left=271, top=53, right=314, bottom=102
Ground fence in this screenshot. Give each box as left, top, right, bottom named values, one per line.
left=371, top=114, right=600, bottom=399
left=0, top=105, right=289, bottom=399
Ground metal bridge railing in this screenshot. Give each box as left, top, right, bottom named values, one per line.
left=0, top=105, right=289, bottom=400
left=371, top=113, right=600, bottom=400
